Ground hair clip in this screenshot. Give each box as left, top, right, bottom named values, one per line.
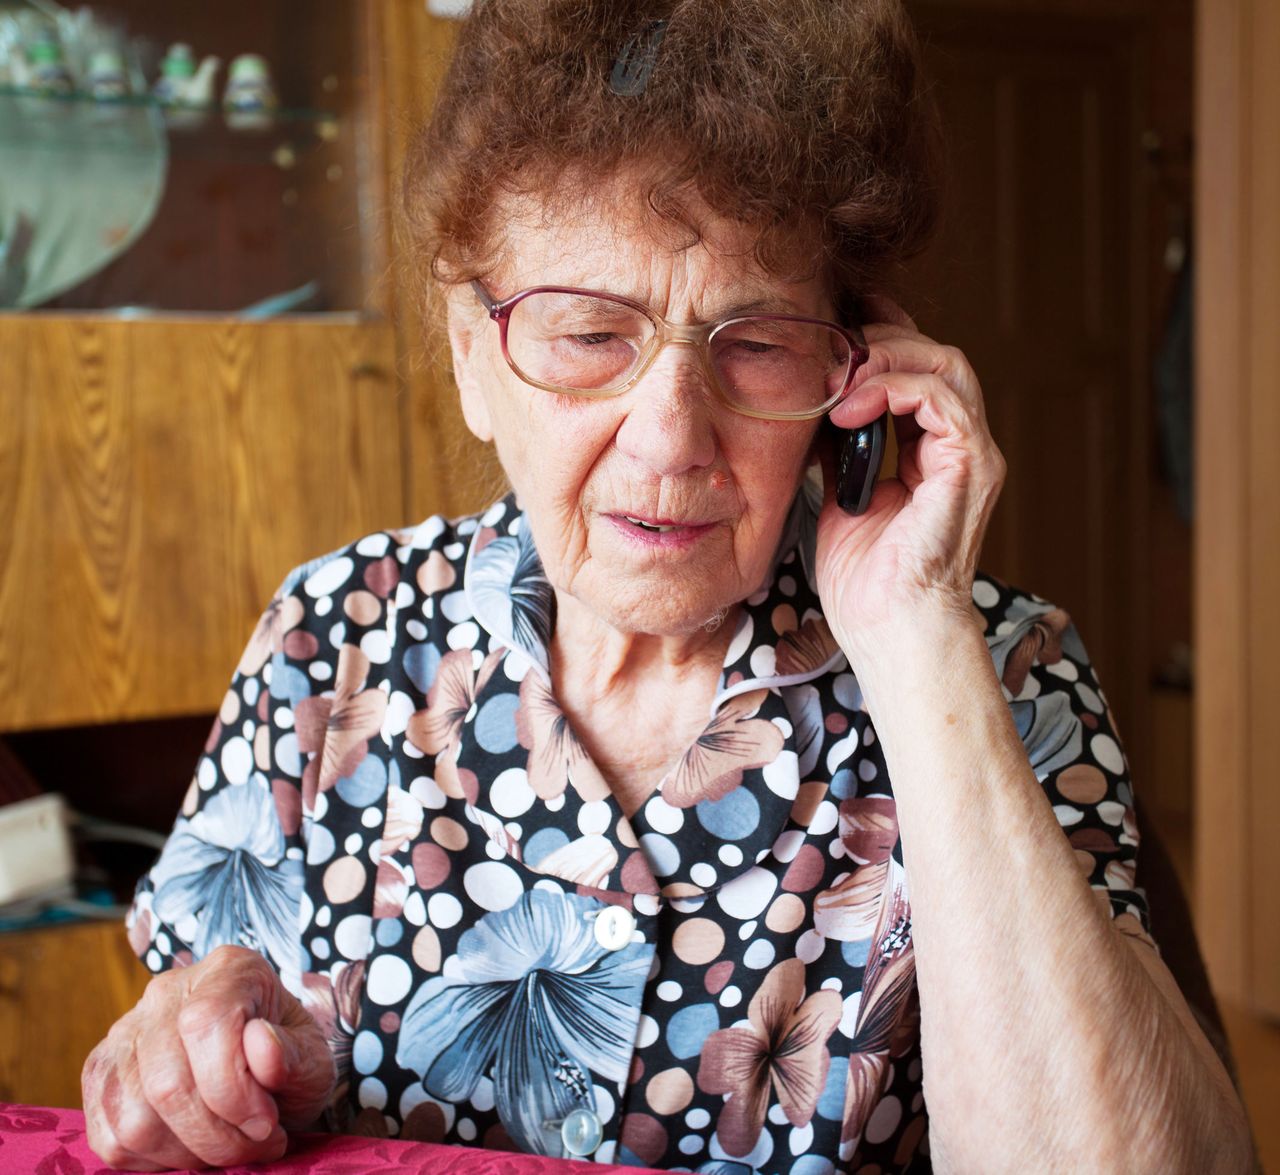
left=609, top=19, right=668, bottom=96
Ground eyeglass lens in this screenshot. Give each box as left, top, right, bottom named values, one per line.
left=504, top=291, right=853, bottom=414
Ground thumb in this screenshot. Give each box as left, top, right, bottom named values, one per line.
left=243, top=1014, right=336, bottom=1130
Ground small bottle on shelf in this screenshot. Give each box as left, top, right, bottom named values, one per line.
left=26, top=36, right=73, bottom=96
left=86, top=48, right=129, bottom=102
left=223, top=53, right=277, bottom=130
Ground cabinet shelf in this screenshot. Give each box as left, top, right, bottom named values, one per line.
left=0, top=2, right=481, bottom=735
left=0, top=85, right=341, bottom=152
left=1, top=83, right=336, bottom=121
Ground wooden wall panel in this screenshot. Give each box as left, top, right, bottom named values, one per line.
left=1195, top=0, right=1280, bottom=1015
left=375, top=0, right=506, bottom=523
left=0, top=316, right=401, bottom=732
left=1244, top=0, right=1280, bottom=1019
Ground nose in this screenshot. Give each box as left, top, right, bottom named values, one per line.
left=614, top=340, right=717, bottom=475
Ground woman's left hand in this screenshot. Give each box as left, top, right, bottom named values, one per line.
left=815, top=294, right=1006, bottom=660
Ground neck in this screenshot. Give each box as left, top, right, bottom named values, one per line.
left=547, top=590, right=740, bottom=815
left=549, top=589, right=738, bottom=698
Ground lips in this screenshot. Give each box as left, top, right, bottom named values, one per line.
left=622, top=515, right=685, bottom=533
left=605, top=511, right=718, bottom=548
left=616, top=513, right=712, bottom=532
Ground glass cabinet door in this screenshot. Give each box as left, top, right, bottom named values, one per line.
left=0, top=0, right=378, bottom=314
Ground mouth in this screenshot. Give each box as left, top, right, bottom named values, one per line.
left=606, top=512, right=718, bottom=547
left=621, top=515, right=686, bottom=533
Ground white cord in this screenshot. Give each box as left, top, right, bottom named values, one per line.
left=69, top=811, right=167, bottom=851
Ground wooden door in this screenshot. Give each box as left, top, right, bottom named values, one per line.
left=904, top=0, right=1176, bottom=809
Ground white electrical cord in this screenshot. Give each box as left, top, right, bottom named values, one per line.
left=69, top=811, right=168, bottom=852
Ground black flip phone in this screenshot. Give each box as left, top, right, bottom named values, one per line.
left=827, top=412, right=888, bottom=515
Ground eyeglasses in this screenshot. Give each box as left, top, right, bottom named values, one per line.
left=470, top=280, right=869, bottom=421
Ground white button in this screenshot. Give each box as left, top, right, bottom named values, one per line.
left=561, top=1107, right=603, bottom=1157
left=593, top=904, right=636, bottom=951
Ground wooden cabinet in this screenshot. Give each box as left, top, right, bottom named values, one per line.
left=0, top=315, right=401, bottom=729
left=0, top=921, right=149, bottom=1109
left=0, top=3, right=497, bottom=734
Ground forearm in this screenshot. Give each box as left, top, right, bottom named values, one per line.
left=853, top=610, right=1253, bottom=1173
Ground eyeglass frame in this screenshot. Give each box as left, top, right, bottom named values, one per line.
left=469, top=279, right=870, bottom=422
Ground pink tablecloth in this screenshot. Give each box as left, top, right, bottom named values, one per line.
left=0, top=1104, right=659, bottom=1174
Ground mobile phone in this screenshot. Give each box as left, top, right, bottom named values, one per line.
left=827, top=412, right=888, bottom=515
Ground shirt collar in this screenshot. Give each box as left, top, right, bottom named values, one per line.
left=464, top=482, right=847, bottom=707
left=463, top=496, right=555, bottom=675
left=456, top=488, right=845, bottom=901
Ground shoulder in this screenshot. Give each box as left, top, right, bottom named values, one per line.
left=238, top=508, right=483, bottom=686
left=970, top=571, right=1123, bottom=785
left=973, top=579, right=1152, bottom=943
left=278, top=509, right=479, bottom=607
left=969, top=570, right=1092, bottom=699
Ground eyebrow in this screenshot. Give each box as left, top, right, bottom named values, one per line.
left=722, top=296, right=807, bottom=316
left=552, top=287, right=812, bottom=319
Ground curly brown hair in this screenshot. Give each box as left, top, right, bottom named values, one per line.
left=402, top=0, right=942, bottom=316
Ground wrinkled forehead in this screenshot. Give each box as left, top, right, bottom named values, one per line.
left=483, top=167, right=833, bottom=317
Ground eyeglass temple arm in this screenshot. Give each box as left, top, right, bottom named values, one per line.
left=470, top=280, right=501, bottom=318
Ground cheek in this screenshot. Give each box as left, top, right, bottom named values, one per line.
left=494, top=392, right=621, bottom=505
left=726, top=420, right=820, bottom=506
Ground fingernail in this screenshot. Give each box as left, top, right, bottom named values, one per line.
left=263, top=1021, right=298, bottom=1068
left=242, top=1116, right=274, bottom=1142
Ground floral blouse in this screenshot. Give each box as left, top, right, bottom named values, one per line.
left=128, top=486, right=1155, bottom=1174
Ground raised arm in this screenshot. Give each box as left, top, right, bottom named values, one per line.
left=815, top=296, right=1254, bottom=1172
left=854, top=602, right=1252, bottom=1173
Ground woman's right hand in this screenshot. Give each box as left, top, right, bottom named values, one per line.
left=82, top=944, right=336, bottom=1171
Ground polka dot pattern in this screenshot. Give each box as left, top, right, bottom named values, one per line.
left=128, top=494, right=1152, bottom=1173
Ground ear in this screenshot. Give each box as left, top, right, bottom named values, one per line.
left=446, top=296, right=494, bottom=443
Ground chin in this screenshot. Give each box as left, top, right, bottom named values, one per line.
left=575, top=577, right=741, bottom=637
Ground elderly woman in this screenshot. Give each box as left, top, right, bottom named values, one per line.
left=83, top=2, right=1251, bottom=1172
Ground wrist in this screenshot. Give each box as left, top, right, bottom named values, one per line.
left=841, top=595, right=988, bottom=691
left=844, top=607, right=1015, bottom=781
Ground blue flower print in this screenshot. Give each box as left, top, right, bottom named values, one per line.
left=1011, top=692, right=1083, bottom=779
left=396, top=889, right=650, bottom=1155
left=149, top=781, right=303, bottom=974
left=467, top=520, right=553, bottom=670
left=985, top=593, right=1087, bottom=694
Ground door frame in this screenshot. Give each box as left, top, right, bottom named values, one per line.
left=1193, top=0, right=1280, bottom=1015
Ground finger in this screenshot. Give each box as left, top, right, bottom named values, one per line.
left=98, top=1046, right=210, bottom=1171
left=243, top=1007, right=336, bottom=1129
left=893, top=431, right=926, bottom=493
left=875, top=372, right=1005, bottom=496
left=84, top=1110, right=171, bottom=1173
left=84, top=1047, right=171, bottom=1173
left=833, top=371, right=986, bottom=447
left=851, top=335, right=985, bottom=416
left=889, top=400, right=926, bottom=450
left=136, top=1013, right=286, bottom=1168
left=179, top=948, right=287, bottom=1139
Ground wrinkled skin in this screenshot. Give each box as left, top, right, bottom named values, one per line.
left=82, top=946, right=334, bottom=1171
